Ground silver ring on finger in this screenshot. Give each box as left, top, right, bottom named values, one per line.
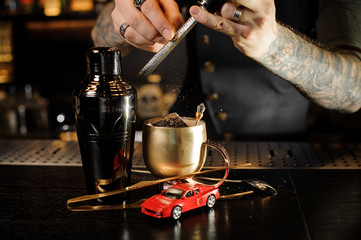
left=232, top=6, right=244, bottom=23
left=134, top=0, right=146, bottom=8
left=119, top=21, right=130, bottom=39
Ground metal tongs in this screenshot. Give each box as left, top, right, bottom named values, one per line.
left=138, top=0, right=226, bottom=78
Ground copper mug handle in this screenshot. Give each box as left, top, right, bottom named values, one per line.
left=188, top=139, right=230, bottom=188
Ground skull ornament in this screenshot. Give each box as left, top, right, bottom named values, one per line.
left=137, top=84, right=164, bottom=119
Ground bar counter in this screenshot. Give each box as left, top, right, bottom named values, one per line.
left=0, top=139, right=360, bottom=240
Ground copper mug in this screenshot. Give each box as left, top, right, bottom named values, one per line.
left=142, top=117, right=229, bottom=184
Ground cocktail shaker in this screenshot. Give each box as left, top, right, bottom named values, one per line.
left=73, top=47, right=136, bottom=202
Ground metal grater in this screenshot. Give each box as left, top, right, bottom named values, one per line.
left=138, top=17, right=197, bottom=78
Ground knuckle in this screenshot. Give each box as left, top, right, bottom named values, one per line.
left=147, top=31, right=159, bottom=40
left=234, top=25, right=252, bottom=40
left=139, top=26, right=158, bottom=41
left=154, top=20, right=169, bottom=32
left=170, top=0, right=179, bottom=8
left=202, top=13, right=225, bottom=32
left=203, top=15, right=213, bottom=26
left=164, top=0, right=179, bottom=10
left=254, top=17, right=266, bottom=28
left=125, top=29, right=136, bottom=41
left=214, top=20, right=225, bottom=31
left=140, top=0, right=155, bottom=15
left=222, top=3, right=234, bottom=17
left=242, top=28, right=252, bottom=40
left=128, top=14, right=141, bottom=28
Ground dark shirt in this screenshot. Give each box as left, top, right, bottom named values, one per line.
left=171, top=0, right=361, bottom=141
left=172, top=0, right=317, bottom=141
left=121, top=0, right=361, bottom=141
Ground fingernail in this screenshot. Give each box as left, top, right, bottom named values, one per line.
left=162, top=28, right=174, bottom=40
left=190, top=6, right=200, bottom=16
left=154, top=37, right=167, bottom=44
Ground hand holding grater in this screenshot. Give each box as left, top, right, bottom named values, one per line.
left=138, top=0, right=226, bottom=78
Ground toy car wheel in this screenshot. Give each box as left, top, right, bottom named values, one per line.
left=206, top=194, right=216, bottom=208
left=171, top=206, right=182, bottom=220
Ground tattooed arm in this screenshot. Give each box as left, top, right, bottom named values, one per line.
left=190, top=0, right=361, bottom=113
left=91, top=2, right=133, bottom=56
left=258, top=24, right=361, bottom=113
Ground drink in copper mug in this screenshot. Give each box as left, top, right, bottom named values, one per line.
left=142, top=115, right=230, bottom=184
left=142, top=117, right=208, bottom=178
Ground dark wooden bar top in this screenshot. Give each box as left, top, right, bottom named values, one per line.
left=0, top=140, right=360, bottom=240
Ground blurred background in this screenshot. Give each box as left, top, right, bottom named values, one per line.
left=1, top=0, right=361, bottom=142
left=0, top=0, right=188, bottom=141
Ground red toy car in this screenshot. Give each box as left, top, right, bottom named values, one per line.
left=141, top=182, right=220, bottom=220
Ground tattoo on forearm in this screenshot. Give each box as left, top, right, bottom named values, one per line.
left=259, top=24, right=361, bottom=112
left=91, top=2, right=132, bottom=56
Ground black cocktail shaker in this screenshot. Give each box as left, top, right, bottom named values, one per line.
left=73, top=47, right=136, bottom=202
